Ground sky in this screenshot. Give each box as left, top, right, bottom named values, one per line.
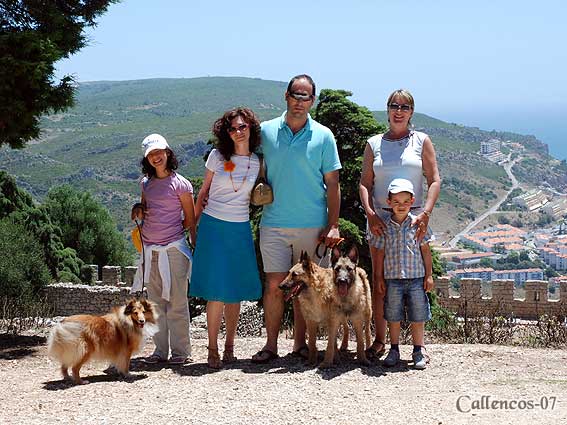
left=55, top=0, right=567, bottom=160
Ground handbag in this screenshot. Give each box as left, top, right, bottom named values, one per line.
left=250, top=154, right=273, bottom=206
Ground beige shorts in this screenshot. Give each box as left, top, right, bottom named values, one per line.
left=260, top=226, right=329, bottom=273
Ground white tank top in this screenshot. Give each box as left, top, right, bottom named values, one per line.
left=368, top=130, right=426, bottom=209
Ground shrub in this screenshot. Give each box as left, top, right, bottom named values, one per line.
left=0, top=218, right=51, bottom=299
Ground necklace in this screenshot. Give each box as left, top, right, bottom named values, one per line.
left=227, top=154, right=251, bottom=192
left=385, top=130, right=411, bottom=146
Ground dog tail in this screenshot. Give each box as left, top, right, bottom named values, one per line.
left=47, top=321, right=87, bottom=366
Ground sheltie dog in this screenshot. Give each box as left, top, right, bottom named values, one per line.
left=47, top=298, right=158, bottom=384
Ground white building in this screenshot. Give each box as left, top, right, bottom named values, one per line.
left=542, top=198, right=567, bottom=219
left=453, top=268, right=544, bottom=284
left=513, top=189, right=549, bottom=211
left=480, top=139, right=500, bottom=155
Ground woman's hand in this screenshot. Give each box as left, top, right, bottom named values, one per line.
left=367, top=210, right=386, bottom=236
left=131, top=203, right=145, bottom=221
left=411, top=211, right=430, bottom=242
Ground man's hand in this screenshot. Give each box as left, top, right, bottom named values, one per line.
left=424, top=275, right=434, bottom=292
left=320, top=224, right=341, bottom=247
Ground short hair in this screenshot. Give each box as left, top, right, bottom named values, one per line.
left=387, top=88, right=415, bottom=128
left=287, top=74, right=316, bottom=96
left=141, top=148, right=179, bottom=178
left=212, top=107, right=262, bottom=161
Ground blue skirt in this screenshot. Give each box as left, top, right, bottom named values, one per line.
left=189, top=213, right=261, bottom=303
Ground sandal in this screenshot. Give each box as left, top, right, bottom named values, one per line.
left=251, top=349, right=279, bottom=364
left=207, top=347, right=222, bottom=369
left=222, top=345, right=237, bottom=363
left=365, top=341, right=386, bottom=360
left=290, top=346, right=309, bottom=360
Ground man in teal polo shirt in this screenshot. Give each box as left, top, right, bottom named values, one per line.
left=251, top=74, right=342, bottom=363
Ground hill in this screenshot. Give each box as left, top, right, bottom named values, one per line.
left=1, top=77, right=565, bottom=241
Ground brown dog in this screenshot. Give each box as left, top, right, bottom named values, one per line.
left=331, top=246, right=372, bottom=366
left=279, top=247, right=372, bottom=368
left=47, top=298, right=158, bottom=384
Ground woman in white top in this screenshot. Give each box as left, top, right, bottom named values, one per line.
left=189, top=107, right=262, bottom=369
left=359, top=89, right=441, bottom=359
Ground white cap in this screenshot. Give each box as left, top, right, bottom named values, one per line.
left=142, top=134, right=169, bottom=157
left=388, top=178, right=414, bottom=195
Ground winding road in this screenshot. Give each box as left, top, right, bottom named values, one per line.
left=448, top=155, right=521, bottom=248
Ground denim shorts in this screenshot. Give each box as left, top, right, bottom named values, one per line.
left=384, top=277, right=431, bottom=322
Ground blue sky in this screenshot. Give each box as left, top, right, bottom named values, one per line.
left=56, top=0, right=567, bottom=159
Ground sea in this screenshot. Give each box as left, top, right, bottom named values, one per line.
left=437, top=109, right=566, bottom=162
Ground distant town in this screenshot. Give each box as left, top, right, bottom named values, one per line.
left=436, top=138, right=567, bottom=292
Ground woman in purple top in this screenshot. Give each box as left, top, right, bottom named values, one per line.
left=131, top=133, right=196, bottom=365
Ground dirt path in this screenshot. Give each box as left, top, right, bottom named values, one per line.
left=1, top=333, right=566, bottom=425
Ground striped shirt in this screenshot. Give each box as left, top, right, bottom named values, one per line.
left=372, top=212, right=434, bottom=279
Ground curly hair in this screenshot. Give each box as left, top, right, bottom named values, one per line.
left=212, top=107, right=261, bottom=161
left=140, top=148, right=179, bottom=178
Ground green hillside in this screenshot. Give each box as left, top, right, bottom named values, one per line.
left=1, top=77, right=564, bottom=240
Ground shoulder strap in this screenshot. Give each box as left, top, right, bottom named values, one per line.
left=368, top=134, right=383, bottom=154
left=257, top=153, right=266, bottom=179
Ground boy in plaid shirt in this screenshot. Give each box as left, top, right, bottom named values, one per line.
left=370, top=178, right=434, bottom=369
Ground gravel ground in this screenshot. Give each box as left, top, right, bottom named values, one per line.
left=1, top=330, right=567, bottom=425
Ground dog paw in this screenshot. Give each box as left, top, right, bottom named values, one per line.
left=318, top=361, right=334, bottom=369
left=75, top=379, right=89, bottom=385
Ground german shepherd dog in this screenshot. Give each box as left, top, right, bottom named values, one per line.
left=279, top=246, right=372, bottom=368
left=47, top=298, right=158, bottom=384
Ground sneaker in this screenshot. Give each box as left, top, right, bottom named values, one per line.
left=382, top=349, right=400, bottom=367
left=412, top=350, right=428, bottom=370
left=143, top=354, right=165, bottom=364
left=168, top=356, right=190, bottom=365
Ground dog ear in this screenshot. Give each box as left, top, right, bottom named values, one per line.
left=347, top=245, right=359, bottom=264
left=124, top=299, right=135, bottom=315
left=140, top=298, right=153, bottom=312
left=300, top=250, right=310, bottom=264
left=331, top=246, right=341, bottom=265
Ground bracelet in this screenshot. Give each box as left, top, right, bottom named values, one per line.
left=423, top=210, right=432, bottom=217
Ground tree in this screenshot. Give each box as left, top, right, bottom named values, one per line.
left=313, top=89, right=387, bottom=228
left=431, top=247, right=445, bottom=278
left=0, top=170, right=83, bottom=281
left=0, top=0, right=118, bottom=148
left=0, top=217, right=51, bottom=298
left=43, top=185, right=131, bottom=268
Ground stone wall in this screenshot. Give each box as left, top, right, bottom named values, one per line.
left=435, top=277, right=567, bottom=320
left=45, top=283, right=133, bottom=316
left=44, top=272, right=567, bottom=321
left=43, top=283, right=265, bottom=335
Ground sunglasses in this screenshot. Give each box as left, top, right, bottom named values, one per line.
left=288, top=92, right=314, bottom=102
left=388, top=103, right=412, bottom=112
left=227, top=123, right=249, bottom=134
